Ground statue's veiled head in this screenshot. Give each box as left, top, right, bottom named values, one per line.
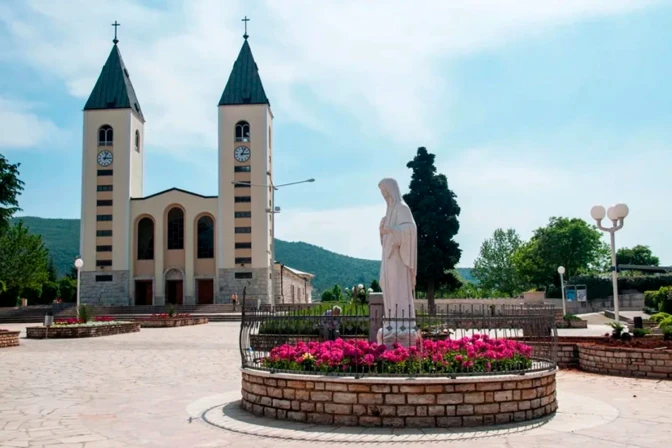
left=378, top=178, right=403, bottom=207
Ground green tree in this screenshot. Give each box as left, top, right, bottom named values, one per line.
left=331, top=284, right=344, bottom=302
left=513, top=217, right=606, bottom=289
left=58, top=277, right=76, bottom=302
left=617, top=245, right=660, bottom=267
left=0, top=221, right=49, bottom=302
left=472, top=228, right=525, bottom=297
left=47, top=257, right=58, bottom=281
left=403, top=147, right=462, bottom=312
left=0, top=154, right=24, bottom=234
left=370, top=279, right=382, bottom=293
left=41, top=281, right=60, bottom=304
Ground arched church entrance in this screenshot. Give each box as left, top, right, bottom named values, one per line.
left=165, top=268, right=184, bottom=305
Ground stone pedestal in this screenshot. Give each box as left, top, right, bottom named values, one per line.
left=369, top=293, right=384, bottom=342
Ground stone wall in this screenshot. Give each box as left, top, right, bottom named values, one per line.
left=578, top=345, right=672, bottom=379
left=0, top=330, right=20, bottom=348
left=139, top=317, right=208, bottom=327
left=218, top=267, right=271, bottom=305
left=241, top=370, right=557, bottom=428
left=80, top=270, right=130, bottom=306
left=26, top=322, right=140, bottom=339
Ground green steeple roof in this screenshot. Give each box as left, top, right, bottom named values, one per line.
left=84, top=44, right=145, bottom=121
left=219, top=39, right=269, bottom=106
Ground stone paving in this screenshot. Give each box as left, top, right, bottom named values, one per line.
left=0, top=322, right=670, bottom=448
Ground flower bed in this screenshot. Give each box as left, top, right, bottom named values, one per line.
left=54, top=316, right=116, bottom=326
left=0, top=329, right=20, bottom=348
left=26, top=322, right=140, bottom=339
left=263, top=335, right=533, bottom=376
left=138, top=316, right=208, bottom=328
left=578, top=344, right=672, bottom=379
left=241, top=368, right=557, bottom=428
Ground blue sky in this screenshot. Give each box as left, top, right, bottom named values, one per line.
left=1, top=0, right=671, bottom=266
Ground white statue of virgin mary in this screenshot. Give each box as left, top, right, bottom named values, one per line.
left=376, top=178, right=418, bottom=347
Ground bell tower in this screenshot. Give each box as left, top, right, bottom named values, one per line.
left=217, top=24, right=274, bottom=305
left=79, top=24, right=145, bottom=305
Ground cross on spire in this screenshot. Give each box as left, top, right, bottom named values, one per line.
left=242, top=16, right=250, bottom=39
left=111, top=20, right=121, bottom=44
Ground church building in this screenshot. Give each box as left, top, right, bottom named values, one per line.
left=78, top=26, right=314, bottom=306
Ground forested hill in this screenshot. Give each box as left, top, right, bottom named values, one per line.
left=9, top=216, right=473, bottom=293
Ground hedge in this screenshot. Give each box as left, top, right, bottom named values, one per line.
left=547, top=274, right=672, bottom=300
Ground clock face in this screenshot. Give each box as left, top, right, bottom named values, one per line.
left=97, top=150, right=113, bottom=167
left=234, top=146, right=251, bottom=163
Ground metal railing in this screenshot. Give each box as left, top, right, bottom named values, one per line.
left=239, top=303, right=557, bottom=378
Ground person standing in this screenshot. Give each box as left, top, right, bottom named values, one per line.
left=231, top=292, right=238, bottom=311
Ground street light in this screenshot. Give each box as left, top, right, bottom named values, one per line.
left=232, top=178, right=315, bottom=309
left=74, top=257, right=84, bottom=318
left=590, top=203, right=629, bottom=323
left=557, top=266, right=566, bottom=316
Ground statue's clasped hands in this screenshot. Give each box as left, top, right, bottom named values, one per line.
left=380, top=226, right=393, bottom=235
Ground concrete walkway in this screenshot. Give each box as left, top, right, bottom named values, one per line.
left=0, top=322, right=669, bottom=447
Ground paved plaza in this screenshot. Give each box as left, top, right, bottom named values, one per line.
left=1, top=322, right=670, bottom=448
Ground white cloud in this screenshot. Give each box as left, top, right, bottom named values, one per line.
left=278, top=144, right=672, bottom=267
left=0, top=97, right=67, bottom=149
left=0, top=0, right=660, bottom=151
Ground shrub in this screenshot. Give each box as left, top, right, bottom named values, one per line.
left=58, top=277, right=76, bottom=302
left=40, top=281, right=59, bottom=304
left=658, top=316, right=672, bottom=330
left=632, top=328, right=650, bottom=338
left=569, top=274, right=672, bottom=300
left=167, top=305, right=176, bottom=317
left=664, top=328, right=672, bottom=341
left=649, top=312, right=671, bottom=323
left=21, top=285, right=42, bottom=304
left=77, top=304, right=94, bottom=323
left=563, top=314, right=581, bottom=321
left=608, top=321, right=625, bottom=339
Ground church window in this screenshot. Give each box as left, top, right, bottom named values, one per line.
left=97, top=214, right=113, bottom=222
left=97, top=199, right=113, bottom=206
left=234, top=181, right=250, bottom=188
left=96, top=245, right=112, bottom=252
left=96, top=260, right=112, bottom=267
left=135, top=130, right=141, bottom=152
left=167, top=207, right=184, bottom=250
left=235, top=196, right=251, bottom=203
left=197, top=216, right=214, bottom=259
left=97, top=185, right=113, bottom=191
left=96, top=230, right=112, bottom=237
left=235, top=272, right=253, bottom=279
left=235, top=211, right=251, bottom=218
left=98, top=169, right=113, bottom=176
left=96, top=275, right=113, bottom=282
left=234, top=166, right=251, bottom=173
left=235, top=227, right=251, bottom=234
left=235, top=242, right=252, bottom=249
left=235, top=257, right=252, bottom=264
left=137, top=217, right=154, bottom=260
left=98, top=125, right=113, bottom=146
left=235, top=121, right=250, bottom=142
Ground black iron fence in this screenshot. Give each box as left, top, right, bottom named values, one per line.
left=239, top=303, right=557, bottom=378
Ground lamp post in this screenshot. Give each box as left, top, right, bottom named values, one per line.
left=590, top=203, right=629, bottom=323
left=232, top=178, right=315, bottom=309
left=557, top=266, right=566, bottom=316
left=74, top=257, right=84, bottom=318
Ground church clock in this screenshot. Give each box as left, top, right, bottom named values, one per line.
left=97, top=150, right=113, bottom=167
left=234, top=146, right=251, bottom=162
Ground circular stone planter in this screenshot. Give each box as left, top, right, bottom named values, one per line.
left=241, top=368, right=557, bottom=428
left=578, top=344, right=672, bottom=379
left=26, top=322, right=140, bottom=339
left=138, top=317, right=208, bottom=328
left=0, top=330, right=20, bottom=347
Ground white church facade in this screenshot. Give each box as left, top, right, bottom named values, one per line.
left=78, top=29, right=313, bottom=306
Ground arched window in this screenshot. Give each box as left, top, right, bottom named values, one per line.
left=137, top=217, right=154, bottom=260
left=197, top=216, right=214, bottom=259
left=235, top=121, right=250, bottom=142
left=98, top=125, right=113, bottom=146
left=135, top=130, right=141, bottom=152
left=167, top=207, right=184, bottom=250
